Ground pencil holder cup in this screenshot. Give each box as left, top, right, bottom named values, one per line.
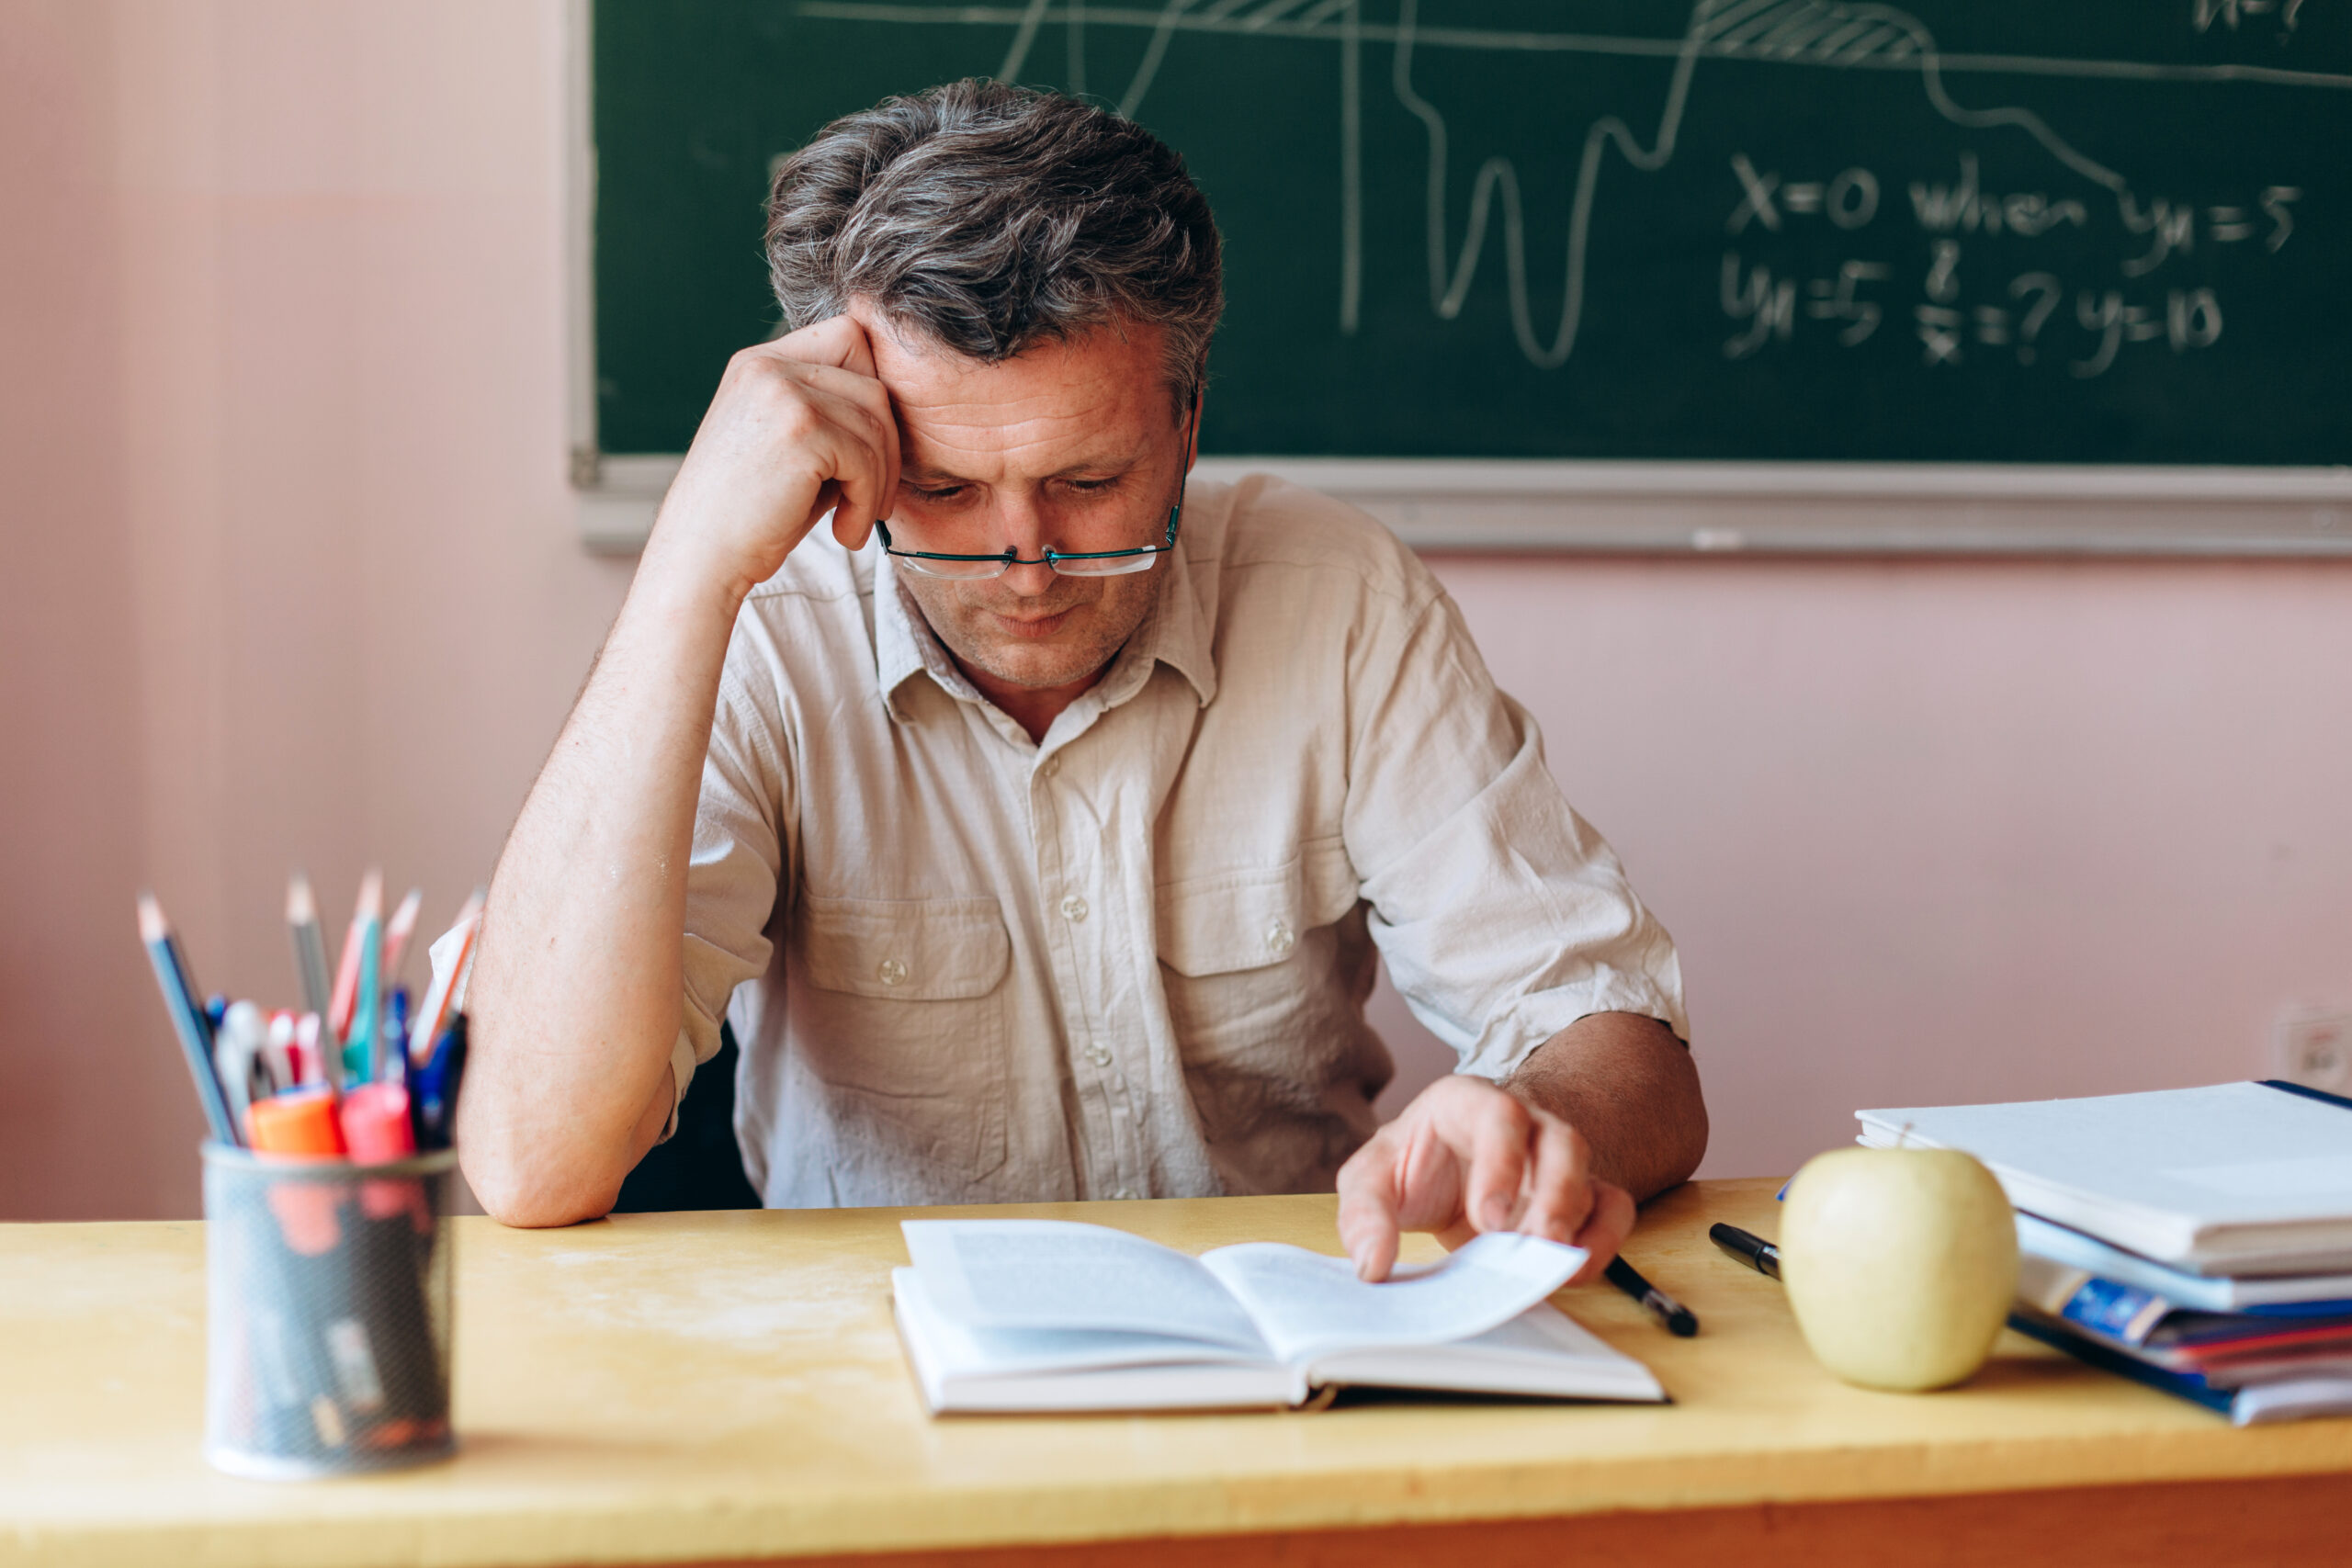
left=201, top=1142, right=458, bottom=1479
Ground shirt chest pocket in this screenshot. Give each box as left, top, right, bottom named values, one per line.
left=788, top=894, right=1012, bottom=1183
left=1155, top=838, right=1366, bottom=1079
left=1156, top=838, right=1359, bottom=979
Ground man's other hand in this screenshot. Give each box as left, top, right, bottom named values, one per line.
left=651, top=314, right=903, bottom=603
left=1335, top=1075, right=1635, bottom=1285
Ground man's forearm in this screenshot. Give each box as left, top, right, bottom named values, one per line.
left=459, top=542, right=745, bottom=1227
left=1503, top=1012, right=1707, bottom=1201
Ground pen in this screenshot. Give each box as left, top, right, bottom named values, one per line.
left=212, top=1000, right=274, bottom=1128
left=1710, top=1223, right=1782, bottom=1280
left=1605, top=1255, right=1699, bottom=1337
left=411, top=1015, right=469, bottom=1151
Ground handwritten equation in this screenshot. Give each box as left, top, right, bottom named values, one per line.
left=1719, top=150, right=2302, bottom=378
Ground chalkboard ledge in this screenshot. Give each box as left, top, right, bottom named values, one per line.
left=576, top=454, right=2352, bottom=558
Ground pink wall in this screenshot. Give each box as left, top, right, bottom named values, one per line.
left=1374, top=555, right=2352, bottom=1179
left=5, top=1, right=2349, bottom=1218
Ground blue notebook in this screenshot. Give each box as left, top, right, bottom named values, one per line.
left=2009, top=1314, right=2352, bottom=1427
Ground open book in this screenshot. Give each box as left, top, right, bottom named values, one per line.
left=891, top=1220, right=1666, bottom=1414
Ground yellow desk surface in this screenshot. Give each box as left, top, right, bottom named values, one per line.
left=4, top=1179, right=2349, bottom=1568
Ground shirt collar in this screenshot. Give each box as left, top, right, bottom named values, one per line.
left=872, top=525, right=1218, bottom=722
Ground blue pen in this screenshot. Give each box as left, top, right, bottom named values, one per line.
left=412, top=1016, right=469, bottom=1150
left=138, top=893, right=239, bottom=1145
left=385, top=987, right=411, bottom=1087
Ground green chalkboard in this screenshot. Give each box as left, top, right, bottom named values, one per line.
left=591, top=1, right=2352, bottom=465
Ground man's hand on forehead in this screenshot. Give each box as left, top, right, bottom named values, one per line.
left=646, top=313, right=902, bottom=604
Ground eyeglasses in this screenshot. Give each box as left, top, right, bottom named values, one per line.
left=876, top=501, right=1182, bottom=580
left=876, top=407, right=1196, bottom=581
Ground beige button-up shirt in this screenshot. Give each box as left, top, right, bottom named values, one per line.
left=675, top=476, right=1688, bottom=1208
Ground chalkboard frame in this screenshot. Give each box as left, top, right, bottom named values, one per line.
left=560, top=2, right=2352, bottom=557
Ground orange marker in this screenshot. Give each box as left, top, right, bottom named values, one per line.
left=246, top=1088, right=345, bottom=1156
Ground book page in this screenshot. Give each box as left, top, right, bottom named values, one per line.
left=1306, top=1302, right=1666, bottom=1404
left=892, top=1270, right=1278, bottom=1378
left=1198, top=1232, right=1587, bottom=1364
left=900, top=1221, right=1269, bottom=1351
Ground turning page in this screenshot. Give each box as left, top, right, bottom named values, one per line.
left=1199, top=1232, right=1589, bottom=1364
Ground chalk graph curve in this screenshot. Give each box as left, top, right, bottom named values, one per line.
left=796, top=0, right=2328, bottom=369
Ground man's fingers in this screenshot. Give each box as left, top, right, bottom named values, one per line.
left=1566, top=1180, right=1638, bottom=1285
left=1515, top=1115, right=1597, bottom=1246
left=1461, top=1091, right=1533, bottom=1235
left=762, top=311, right=881, bottom=378
left=775, top=371, right=895, bottom=546
left=1335, top=1135, right=1406, bottom=1283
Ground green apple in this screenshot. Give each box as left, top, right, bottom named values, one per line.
left=1780, top=1146, right=2018, bottom=1392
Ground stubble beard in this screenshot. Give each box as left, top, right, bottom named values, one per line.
left=899, top=566, right=1160, bottom=693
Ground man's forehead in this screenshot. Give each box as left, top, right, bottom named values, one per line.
left=851, top=299, right=1170, bottom=438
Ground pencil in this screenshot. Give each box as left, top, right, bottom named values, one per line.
left=138, top=892, right=239, bottom=1145
left=328, top=869, right=381, bottom=1043
left=381, top=886, right=424, bottom=987
left=285, top=872, right=345, bottom=1083
left=407, top=890, right=483, bottom=1067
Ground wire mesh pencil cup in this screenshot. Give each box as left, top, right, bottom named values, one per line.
left=201, top=1142, right=458, bottom=1479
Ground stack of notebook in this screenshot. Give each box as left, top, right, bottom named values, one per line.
left=1855, top=1080, right=2352, bottom=1426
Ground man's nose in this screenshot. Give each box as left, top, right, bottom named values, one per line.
left=994, top=492, right=1059, bottom=593
left=999, top=560, right=1061, bottom=595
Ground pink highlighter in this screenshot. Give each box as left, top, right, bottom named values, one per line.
left=337, top=1084, right=425, bottom=1224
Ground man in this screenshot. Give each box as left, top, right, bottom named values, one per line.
left=463, top=80, right=1704, bottom=1283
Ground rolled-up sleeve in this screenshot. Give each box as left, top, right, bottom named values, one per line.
left=667, top=643, right=795, bottom=1138
left=1346, top=589, right=1688, bottom=1082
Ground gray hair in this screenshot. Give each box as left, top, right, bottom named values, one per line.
left=764, top=79, right=1223, bottom=416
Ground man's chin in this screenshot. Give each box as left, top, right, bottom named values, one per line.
left=960, top=642, right=1105, bottom=692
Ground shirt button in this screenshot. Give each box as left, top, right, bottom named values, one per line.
left=876, top=957, right=909, bottom=987
left=1086, top=1043, right=1113, bottom=1067
left=1060, top=894, right=1089, bottom=923
left=1039, top=755, right=1059, bottom=778
left=1266, top=920, right=1295, bottom=956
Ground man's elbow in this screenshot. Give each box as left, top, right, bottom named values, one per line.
left=464, top=1150, right=624, bottom=1229
left=1653, top=1037, right=1710, bottom=1194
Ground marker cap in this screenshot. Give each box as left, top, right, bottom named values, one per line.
left=246, top=1088, right=345, bottom=1156
left=337, top=1083, right=415, bottom=1164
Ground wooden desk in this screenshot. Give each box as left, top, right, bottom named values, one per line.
left=4, top=1179, right=2347, bottom=1567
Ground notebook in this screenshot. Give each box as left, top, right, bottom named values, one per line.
left=2007, top=1314, right=2352, bottom=1427
left=889, top=1220, right=1666, bottom=1414
left=2017, top=1213, right=2352, bottom=1314
left=1858, top=1081, right=2352, bottom=1276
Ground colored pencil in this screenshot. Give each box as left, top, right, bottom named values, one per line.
left=328, top=868, right=381, bottom=1042
left=347, top=888, right=385, bottom=1086
left=137, top=892, right=239, bottom=1145
left=381, top=886, right=424, bottom=987
left=407, top=891, right=483, bottom=1067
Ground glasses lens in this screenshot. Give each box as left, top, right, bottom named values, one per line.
left=1047, top=550, right=1160, bottom=577
left=893, top=554, right=1010, bottom=581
